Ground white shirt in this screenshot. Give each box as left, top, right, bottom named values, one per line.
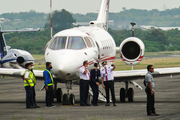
left=79, top=66, right=90, bottom=80
left=25, top=70, right=30, bottom=79
left=101, top=67, right=114, bottom=81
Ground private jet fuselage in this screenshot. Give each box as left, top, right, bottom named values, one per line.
left=45, top=26, right=116, bottom=81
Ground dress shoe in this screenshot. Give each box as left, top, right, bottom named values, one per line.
left=80, top=104, right=86, bottom=106
left=105, top=103, right=110, bottom=106
left=35, top=105, right=40, bottom=108
left=152, top=113, right=159, bottom=116
left=113, top=104, right=116, bottom=106
left=26, top=106, right=34, bottom=109
left=147, top=113, right=153, bottom=116
left=93, top=104, right=98, bottom=106
left=86, top=104, right=91, bottom=106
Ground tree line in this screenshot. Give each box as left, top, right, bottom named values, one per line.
left=2, top=9, right=180, bottom=54
left=1, top=7, right=180, bottom=30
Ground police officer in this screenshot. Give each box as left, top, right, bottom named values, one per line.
left=79, top=60, right=91, bottom=106
left=145, top=65, right=159, bottom=116
left=90, top=63, right=100, bottom=106
left=101, top=61, right=116, bottom=106
left=43, top=62, right=55, bottom=108
left=24, top=63, right=35, bottom=109
left=29, top=62, right=40, bottom=108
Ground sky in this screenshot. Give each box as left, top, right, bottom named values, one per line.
left=0, top=0, right=180, bottom=15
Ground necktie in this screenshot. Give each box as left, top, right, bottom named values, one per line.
left=105, top=68, right=108, bottom=81
left=88, top=72, right=91, bottom=80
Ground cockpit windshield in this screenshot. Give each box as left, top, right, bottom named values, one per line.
left=49, top=37, right=67, bottom=50
left=67, top=37, right=86, bottom=49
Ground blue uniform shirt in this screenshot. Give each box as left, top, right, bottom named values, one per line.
left=145, top=71, right=155, bottom=92
left=43, top=68, right=53, bottom=87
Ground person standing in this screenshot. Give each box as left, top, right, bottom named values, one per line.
left=29, top=62, right=40, bottom=108
left=79, top=60, right=91, bottom=106
left=43, top=62, right=55, bottom=108
left=145, top=65, right=159, bottom=116
left=101, top=61, right=116, bottom=106
left=90, top=63, right=100, bottom=106
left=24, top=63, right=35, bottom=109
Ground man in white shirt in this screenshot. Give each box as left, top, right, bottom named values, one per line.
left=79, top=60, right=91, bottom=106
left=101, top=61, right=116, bottom=106
left=24, top=63, right=35, bottom=108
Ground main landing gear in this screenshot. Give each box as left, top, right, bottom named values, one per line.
left=120, top=81, right=134, bottom=102
left=54, top=80, right=75, bottom=105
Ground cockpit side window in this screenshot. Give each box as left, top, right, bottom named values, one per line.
left=84, top=37, right=92, bottom=47
left=67, top=37, right=86, bottom=49
left=49, top=37, right=67, bottom=50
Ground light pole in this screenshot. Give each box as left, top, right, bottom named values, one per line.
left=130, top=22, right=136, bottom=37
left=50, top=0, right=53, bottom=38
left=130, top=22, right=136, bottom=70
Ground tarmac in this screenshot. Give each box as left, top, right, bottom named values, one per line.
left=0, top=74, right=180, bottom=120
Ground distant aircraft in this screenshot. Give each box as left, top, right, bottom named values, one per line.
left=0, top=27, right=40, bottom=68
left=0, top=0, right=180, bottom=104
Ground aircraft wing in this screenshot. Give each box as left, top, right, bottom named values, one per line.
left=113, top=67, right=180, bottom=82
left=0, top=67, right=179, bottom=83
left=0, top=68, right=44, bottom=79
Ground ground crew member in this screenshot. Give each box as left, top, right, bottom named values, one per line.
left=79, top=60, right=91, bottom=106
left=101, top=61, right=116, bottom=106
left=90, top=63, right=100, bottom=106
left=145, top=65, right=159, bottom=116
left=24, top=63, right=35, bottom=109
left=29, top=62, right=40, bottom=108
left=43, top=62, right=55, bottom=108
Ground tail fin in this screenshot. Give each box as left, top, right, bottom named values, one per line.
left=0, top=30, right=7, bottom=59
left=89, top=0, right=110, bottom=31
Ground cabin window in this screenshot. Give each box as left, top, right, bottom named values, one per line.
left=49, top=37, right=67, bottom=50
left=67, top=37, right=86, bottom=49
left=84, top=37, right=92, bottom=47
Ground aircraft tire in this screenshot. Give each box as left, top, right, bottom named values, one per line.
left=128, top=88, right=134, bottom=102
left=63, top=94, right=68, bottom=101
left=56, top=88, right=62, bottom=103
left=120, top=88, right=125, bottom=102
left=70, top=94, right=75, bottom=105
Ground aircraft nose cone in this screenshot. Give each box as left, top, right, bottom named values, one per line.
left=51, top=53, right=78, bottom=79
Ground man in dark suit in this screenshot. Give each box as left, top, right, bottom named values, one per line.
left=90, top=63, right=101, bottom=106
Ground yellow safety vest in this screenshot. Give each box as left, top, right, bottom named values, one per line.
left=24, top=70, right=35, bottom=87
left=44, top=69, right=54, bottom=86
left=32, top=72, right=36, bottom=85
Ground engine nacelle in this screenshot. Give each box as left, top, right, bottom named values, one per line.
left=119, top=37, right=145, bottom=65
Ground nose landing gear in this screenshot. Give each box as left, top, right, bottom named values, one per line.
left=62, top=80, right=75, bottom=105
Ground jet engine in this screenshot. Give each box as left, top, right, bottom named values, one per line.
left=119, top=37, right=145, bottom=65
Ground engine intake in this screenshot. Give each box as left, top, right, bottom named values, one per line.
left=120, top=37, right=145, bottom=65
left=17, top=56, right=25, bottom=64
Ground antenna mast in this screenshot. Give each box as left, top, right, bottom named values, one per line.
left=50, top=0, right=53, bottom=38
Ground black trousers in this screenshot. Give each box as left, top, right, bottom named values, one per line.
left=90, top=83, right=99, bottom=105
left=25, top=86, right=34, bottom=107
left=80, top=79, right=89, bottom=105
left=32, top=86, right=37, bottom=106
left=46, top=86, right=53, bottom=106
left=104, top=81, right=116, bottom=104
left=145, top=87, right=155, bottom=115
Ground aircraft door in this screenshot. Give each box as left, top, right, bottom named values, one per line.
left=95, top=42, right=100, bottom=63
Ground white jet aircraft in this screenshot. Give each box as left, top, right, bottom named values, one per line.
left=0, top=27, right=40, bottom=68
left=0, top=0, right=180, bottom=105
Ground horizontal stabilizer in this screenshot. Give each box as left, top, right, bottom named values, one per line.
left=0, top=28, right=40, bottom=33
